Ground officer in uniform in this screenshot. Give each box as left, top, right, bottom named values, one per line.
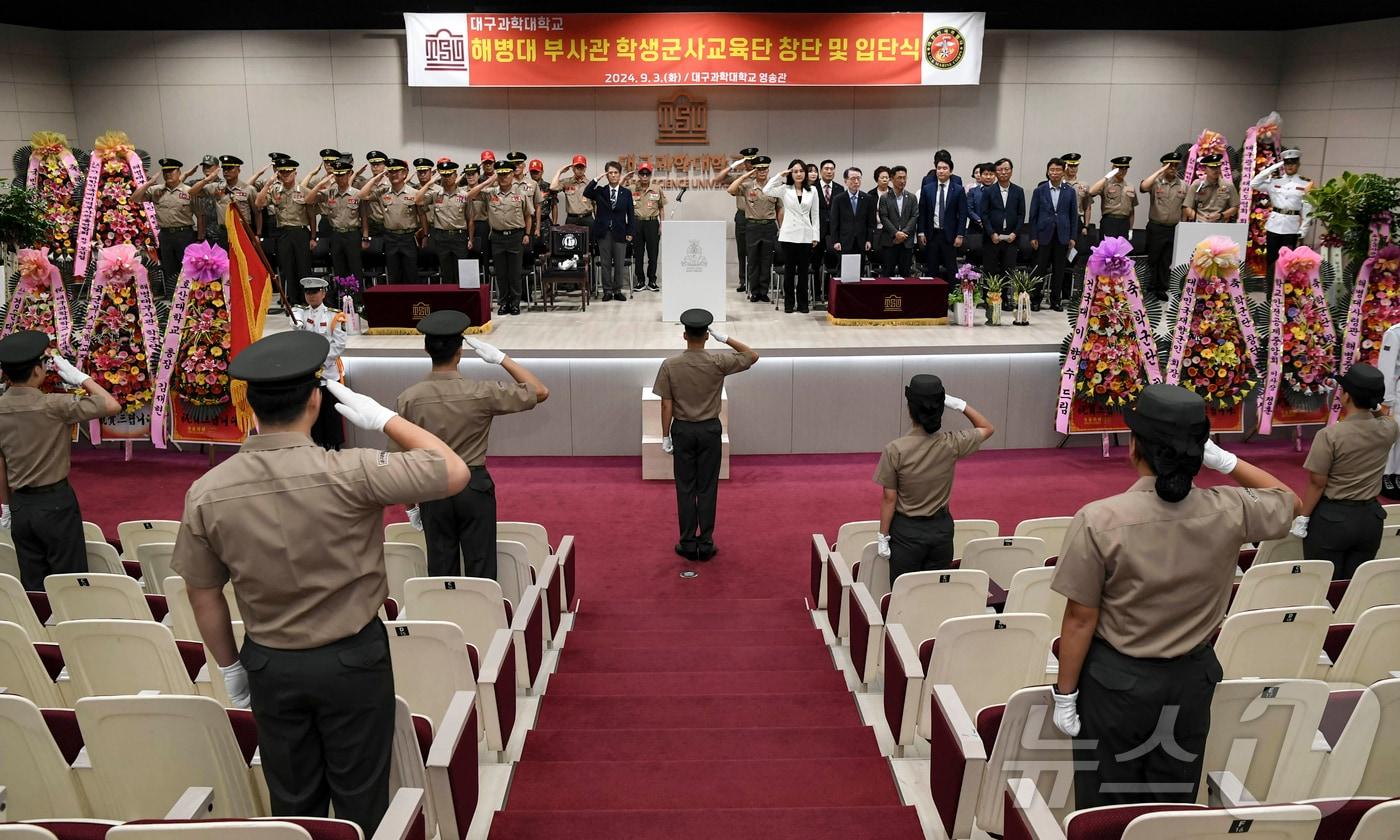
left=416, top=161, right=472, bottom=286
left=358, top=160, right=419, bottom=284
left=397, top=310, right=548, bottom=577
left=1251, top=148, right=1311, bottom=283
left=172, top=329, right=468, bottom=836
left=1049, top=384, right=1299, bottom=808
left=552, top=155, right=596, bottom=228
left=1138, top=152, right=1187, bottom=299
left=1088, top=156, right=1138, bottom=241
left=300, top=148, right=343, bottom=191
left=1297, top=364, right=1397, bottom=579
left=713, top=148, right=757, bottom=293
left=254, top=158, right=313, bottom=306
left=466, top=160, right=535, bottom=316
left=508, top=152, right=544, bottom=274
left=195, top=155, right=256, bottom=246
left=411, top=158, right=436, bottom=190
left=463, top=162, right=491, bottom=274
left=289, top=277, right=350, bottom=450
left=728, top=156, right=778, bottom=303
left=134, top=158, right=199, bottom=297
left=361, top=151, right=391, bottom=272
left=304, top=159, right=367, bottom=291
left=188, top=155, right=221, bottom=242
left=528, top=158, right=556, bottom=258
left=0, top=332, right=120, bottom=591
left=873, top=375, right=995, bottom=586
left=1060, top=152, right=1089, bottom=237
left=1184, top=154, right=1239, bottom=223
left=630, top=164, right=667, bottom=292
left=653, top=310, right=758, bottom=561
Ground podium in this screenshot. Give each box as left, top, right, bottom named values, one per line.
left=641, top=388, right=730, bottom=481
left=660, top=220, right=727, bottom=323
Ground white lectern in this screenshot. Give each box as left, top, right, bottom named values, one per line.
left=1172, top=221, right=1249, bottom=268
left=660, top=220, right=727, bottom=323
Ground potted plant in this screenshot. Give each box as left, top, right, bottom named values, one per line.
left=978, top=274, right=1005, bottom=325
left=0, top=179, right=54, bottom=278
left=1005, top=268, right=1043, bottom=325
left=1305, top=172, right=1400, bottom=270
left=953, top=264, right=982, bottom=326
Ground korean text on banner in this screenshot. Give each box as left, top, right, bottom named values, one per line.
left=405, top=12, right=984, bottom=87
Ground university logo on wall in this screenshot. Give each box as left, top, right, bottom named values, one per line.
left=925, top=27, right=966, bottom=70
left=657, top=93, right=708, bottom=146
left=406, top=13, right=472, bottom=85
left=426, top=28, right=467, bottom=71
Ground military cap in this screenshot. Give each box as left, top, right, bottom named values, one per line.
left=639, top=164, right=653, bottom=175
left=752, top=155, right=772, bottom=168
left=1199, top=154, right=1224, bottom=168
left=1160, top=151, right=1184, bottom=164
left=274, top=159, right=299, bottom=171
left=571, top=154, right=587, bottom=166
left=463, top=162, right=481, bottom=175
left=219, top=155, right=243, bottom=167
left=159, top=158, right=183, bottom=171
left=331, top=158, right=353, bottom=174
left=413, top=157, right=434, bottom=170
left=528, top=158, right=544, bottom=172
left=1110, top=155, right=1132, bottom=167
left=300, top=276, right=328, bottom=290
left=416, top=309, right=472, bottom=336
left=366, top=150, right=388, bottom=164
left=506, top=151, right=527, bottom=164
left=1123, top=384, right=1209, bottom=454
left=386, top=158, right=408, bottom=171
left=679, top=308, right=713, bottom=331
left=905, top=374, right=946, bottom=402
left=493, top=160, right=515, bottom=174
left=1059, top=153, right=1082, bottom=165
left=228, top=331, right=329, bottom=386
left=1281, top=148, right=1302, bottom=161
left=201, top=154, right=219, bottom=167
left=1340, top=363, right=1385, bottom=405
left=740, top=147, right=759, bottom=160
left=481, top=150, right=497, bottom=162
left=319, top=148, right=341, bottom=161
left=437, top=160, right=460, bottom=173
left=268, top=151, right=290, bottom=161
left=0, top=330, right=49, bottom=366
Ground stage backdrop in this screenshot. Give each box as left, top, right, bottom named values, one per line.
left=404, top=12, right=984, bottom=87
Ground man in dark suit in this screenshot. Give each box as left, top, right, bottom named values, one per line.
left=582, top=161, right=637, bottom=301
left=828, top=166, right=877, bottom=279
left=814, top=159, right=838, bottom=299
left=1028, top=157, right=1080, bottom=311
left=980, top=157, right=1026, bottom=309
left=878, top=166, right=919, bottom=277
left=917, top=159, right=967, bottom=280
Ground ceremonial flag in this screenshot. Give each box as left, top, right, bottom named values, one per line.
left=224, top=208, right=273, bottom=431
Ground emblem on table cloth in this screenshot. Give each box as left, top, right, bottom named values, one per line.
left=412, top=301, right=432, bottom=320
left=884, top=294, right=903, bottom=313
left=925, top=27, right=966, bottom=70
left=681, top=239, right=708, bottom=273
left=657, top=92, right=708, bottom=146
left=425, top=28, right=467, bottom=71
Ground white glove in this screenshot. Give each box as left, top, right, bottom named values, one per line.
left=661, top=436, right=674, bottom=454
left=466, top=337, right=506, bottom=365
left=943, top=395, right=968, bottom=413
left=1202, top=439, right=1238, bottom=475
left=325, top=380, right=397, bottom=431
left=1290, top=516, right=1310, bottom=539
left=220, top=661, right=251, bottom=709
left=558, top=256, right=579, bottom=271
left=876, top=533, right=891, bottom=559
left=407, top=506, right=424, bottom=532
left=50, top=354, right=90, bottom=388
left=1052, top=689, right=1081, bottom=737
left=1, top=504, right=10, bottom=530
left=1104, top=168, right=1119, bottom=181
left=708, top=327, right=729, bottom=344
left=1263, top=161, right=1284, bottom=175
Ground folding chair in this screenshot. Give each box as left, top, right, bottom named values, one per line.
left=382, top=542, right=427, bottom=607
left=0, top=694, right=90, bottom=819
left=402, top=577, right=540, bottom=692
left=496, top=522, right=551, bottom=574
left=84, top=541, right=125, bottom=577
left=854, top=539, right=888, bottom=605
left=52, top=619, right=208, bottom=699
left=810, top=534, right=832, bottom=611
left=496, top=540, right=534, bottom=610
left=82, top=523, right=106, bottom=544
left=1335, top=558, right=1400, bottom=624
left=103, top=787, right=426, bottom=839
left=1253, top=535, right=1307, bottom=566
left=135, top=543, right=178, bottom=596
left=384, top=522, right=426, bottom=557
left=1215, top=605, right=1331, bottom=679
left=1198, top=678, right=1329, bottom=803
left=961, top=537, right=1047, bottom=590
left=883, top=569, right=990, bottom=671
left=117, top=520, right=181, bottom=565
left=1228, top=560, right=1334, bottom=616
left=0, top=543, right=20, bottom=581
left=1003, top=567, right=1067, bottom=626
left=953, top=519, right=1000, bottom=559
left=0, top=620, right=65, bottom=707
left=1323, top=605, right=1400, bottom=688
left=554, top=534, right=577, bottom=616
left=0, top=573, right=49, bottom=641
left=1350, top=798, right=1400, bottom=840
left=1313, top=678, right=1400, bottom=797
left=46, top=573, right=155, bottom=623
left=1012, top=517, right=1073, bottom=561
left=1377, top=527, right=1400, bottom=562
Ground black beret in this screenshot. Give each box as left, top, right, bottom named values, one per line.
left=1340, top=364, right=1385, bottom=405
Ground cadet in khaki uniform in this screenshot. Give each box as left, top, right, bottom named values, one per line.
left=304, top=159, right=367, bottom=289
left=1060, top=152, right=1089, bottom=237
left=467, top=160, right=535, bottom=316
left=0, top=331, right=120, bottom=591
left=551, top=154, right=596, bottom=227
left=711, top=149, right=758, bottom=293
left=1183, top=154, right=1239, bottom=224
left=629, top=164, right=667, bottom=292
left=173, top=330, right=468, bottom=836
left=397, top=310, right=548, bottom=577
left=1088, top=156, right=1138, bottom=241
left=254, top=158, right=313, bottom=306
left=1298, top=365, right=1397, bottom=579
left=728, top=156, right=779, bottom=303
left=134, top=158, right=199, bottom=297
left=410, top=158, right=436, bottom=190
left=465, top=162, right=491, bottom=269
left=654, top=310, right=758, bottom=561
left=361, top=151, right=390, bottom=265
left=1049, top=384, right=1299, bottom=808
left=873, top=375, right=995, bottom=586
left=193, top=155, right=256, bottom=246
left=358, top=159, right=419, bottom=284
left=1138, top=152, right=1188, bottom=300
left=415, top=161, right=471, bottom=286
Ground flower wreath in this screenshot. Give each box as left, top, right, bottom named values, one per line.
left=20, top=131, right=85, bottom=261
left=1165, top=237, right=1262, bottom=410
left=1, top=247, right=75, bottom=393
left=77, top=245, right=160, bottom=434
left=74, top=131, right=158, bottom=276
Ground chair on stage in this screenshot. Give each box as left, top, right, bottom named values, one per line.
left=961, top=537, right=1047, bottom=590
left=1215, top=606, right=1331, bottom=679
left=1012, top=517, right=1073, bottom=561
left=1228, top=560, right=1334, bottom=616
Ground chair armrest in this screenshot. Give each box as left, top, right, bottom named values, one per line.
left=0, top=784, right=6, bottom=822
left=371, top=786, right=426, bottom=840
left=1005, top=777, right=1065, bottom=840
left=477, top=628, right=518, bottom=754
left=165, top=786, right=215, bottom=819
left=848, top=582, right=884, bottom=687
left=425, top=691, right=479, bottom=840
left=1206, top=770, right=1260, bottom=808
left=932, top=683, right=987, bottom=762
left=510, top=584, right=546, bottom=692
left=73, top=746, right=92, bottom=770
left=426, top=691, right=476, bottom=770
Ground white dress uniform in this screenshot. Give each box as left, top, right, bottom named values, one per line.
left=1378, top=324, right=1400, bottom=475
left=1250, top=154, right=1311, bottom=284
left=291, top=303, right=349, bottom=383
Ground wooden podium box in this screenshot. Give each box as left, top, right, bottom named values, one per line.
left=363, top=283, right=492, bottom=333
left=641, top=387, right=729, bottom=481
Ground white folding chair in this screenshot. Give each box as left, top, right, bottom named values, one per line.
left=1228, top=560, right=1334, bottom=616
left=496, top=522, right=551, bottom=574
left=1378, top=528, right=1400, bottom=564
left=45, top=573, right=154, bottom=622
left=117, top=520, right=181, bottom=566
left=1335, top=558, right=1400, bottom=624
left=0, top=543, right=20, bottom=581
left=1215, top=605, right=1331, bottom=679
left=84, top=541, right=125, bottom=576
left=961, top=537, right=1047, bottom=590
left=953, top=519, right=1000, bottom=559
left=1324, top=605, right=1400, bottom=688
left=1007, top=795, right=1319, bottom=840
left=0, top=827, right=64, bottom=839
left=383, top=542, right=428, bottom=607
left=0, top=694, right=90, bottom=819
left=1252, top=535, right=1308, bottom=566
left=163, top=577, right=242, bottom=642
left=1012, top=517, right=1073, bottom=560
left=0, top=620, right=65, bottom=709
left=1198, top=678, right=1329, bottom=803
left=1313, top=678, right=1400, bottom=797
left=384, top=522, right=427, bottom=556
left=0, top=573, right=49, bottom=641
left=135, top=543, right=178, bottom=596
left=52, top=619, right=206, bottom=699
left=835, top=520, right=881, bottom=568
left=917, top=612, right=1053, bottom=743
left=401, top=576, right=534, bottom=692
left=82, top=522, right=106, bottom=544
left=496, top=540, right=534, bottom=610
left=1003, top=567, right=1067, bottom=626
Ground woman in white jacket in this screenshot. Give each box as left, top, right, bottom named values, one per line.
left=764, top=159, right=821, bottom=313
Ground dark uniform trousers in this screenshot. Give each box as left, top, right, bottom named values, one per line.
left=671, top=418, right=723, bottom=555
left=275, top=227, right=313, bottom=306
left=327, top=230, right=364, bottom=286
left=734, top=211, right=749, bottom=290
left=1099, top=215, right=1132, bottom=241
left=433, top=228, right=469, bottom=285
left=383, top=231, right=419, bottom=284
left=745, top=220, right=777, bottom=297
left=422, top=467, right=497, bottom=579
left=1265, top=231, right=1299, bottom=290
left=882, top=244, right=915, bottom=278
left=634, top=218, right=661, bottom=287
left=10, top=480, right=87, bottom=592
left=157, top=227, right=197, bottom=298
left=982, top=238, right=1018, bottom=308
left=470, top=220, right=493, bottom=277
left=888, top=509, right=954, bottom=587
left=310, top=383, right=344, bottom=451
left=241, top=618, right=396, bottom=836
left=1144, top=221, right=1177, bottom=295
left=1304, top=498, right=1385, bottom=581
left=491, top=228, right=525, bottom=311
left=1074, top=638, right=1222, bottom=809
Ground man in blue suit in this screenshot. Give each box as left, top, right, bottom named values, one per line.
left=1028, top=157, right=1079, bottom=311
left=917, top=158, right=966, bottom=280
left=979, top=158, right=1026, bottom=310
left=582, top=161, right=637, bottom=301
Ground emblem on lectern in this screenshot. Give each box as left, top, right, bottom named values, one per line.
left=681, top=239, right=708, bottom=272
left=411, top=302, right=432, bottom=320
left=884, top=294, right=903, bottom=312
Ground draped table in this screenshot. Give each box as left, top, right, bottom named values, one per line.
left=363, top=282, right=493, bottom=334
left=826, top=276, right=949, bottom=326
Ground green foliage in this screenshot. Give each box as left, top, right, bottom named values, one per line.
left=1304, top=171, right=1400, bottom=266
left=0, top=179, right=54, bottom=249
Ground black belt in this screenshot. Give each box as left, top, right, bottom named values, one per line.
left=493, top=227, right=525, bottom=234
left=162, top=225, right=194, bottom=232
left=747, top=218, right=776, bottom=225
left=1273, top=209, right=1301, bottom=216
left=386, top=228, right=417, bottom=234
left=330, top=228, right=360, bottom=234
left=16, top=478, right=69, bottom=495
left=275, top=225, right=309, bottom=232
left=1102, top=214, right=1130, bottom=220
left=893, top=507, right=950, bottom=522
left=433, top=228, right=468, bottom=234
left=1320, top=496, right=1377, bottom=507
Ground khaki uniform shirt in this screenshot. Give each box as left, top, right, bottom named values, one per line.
left=1051, top=478, right=1294, bottom=658
left=1304, top=412, right=1399, bottom=500
left=873, top=426, right=984, bottom=517
left=172, top=432, right=449, bottom=650
left=1145, top=177, right=1187, bottom=225
left=363, top=181, right=389, bottom=225
left=556, top=172, right=595, bottom=216
left=316, top=184, right=362, bottom=233
left=146, top=183, right=196, bottom=228
left=266, top=182, right=310, bottom=229
left=187, top=174, right=222, bottom=233
left=1067, top=179, right=1089, bottom=224
left=1099, top=178, right=1138, bottom=218
left=426, top=184, right=471, bottom=231
left=213, top=181, right=254, bottom=228
left=1184, top=179, right=1240, bottom=221
left=481, top=182, right=535, bottom=231
left=396, top=373, right=538, bottom=466
left=378, top=185, right=419, bottom=232
left=741, top=181, right=779, bottom=221
left=0, top=387, right=107, bottom=488
left=652, top=350, right=754, bottom=422
left=633, top=185, right=667, bottom=220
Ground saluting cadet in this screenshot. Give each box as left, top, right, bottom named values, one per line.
left=654, top=310, right=758, bottom=561
left=0, top=331, right=120, bottom=591
left=1251, top=147, right=1312, bottom=283
left=1138, top=152, right=1187, bottom=300
left=410, top=158, right=436, bottom=190
left=361, top=151, right=390, bottom=264
left=465, top=162, right=491, bottom=271
left=551, top=155, right=596, bottom=227
left=299, top=148, right=342, bottom=191
left=415, top=161, right=471, bottom=286
left=359, top=159, right=419, bottom=284
left=1088, top=156, right=1138, bottom=241
left=1061, top=152, right=1090, bottom=240
left=397, top=310, right=547, bottom=577
left=630, top=164, right=667, bottom=292
left=304, top=158, right=367, bottom=291
left=1183, top=154, right=1239, bottom=223
left=196, top=155, right=256, bottom=245
left=528, top=158, right=555, bottom=258
left=728, top=156, right=779, bottom=303
left=466, top=160, right=536, bottom=316
left=134, top=158, right=199, bottom=297
left=1050, top=384, right=1300, bottom=808
left=173, top=329, right=468, bottom=836
left=254, top=158, right=313, bottom=306
left=289, top=277, right=350, bottom=450
left=712, top=148, right=758, bottom=293
left=188, top=154, right=221, bottom=243
left=873, top=375, right=994, bottom=586
left=509, top=152, right=545, bottom=256
left=1297, top=364, right=1397, bottom=579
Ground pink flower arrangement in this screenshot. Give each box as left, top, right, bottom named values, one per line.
left=86, top=245, right=154, bottom=413
left=1275, top=248, right=1334, bottom=407
left=1177, top=238, right=1259, bottom=409
left=90, top=141, right=157, bottom=252
left=1355, top=246, right=1400, bottom=367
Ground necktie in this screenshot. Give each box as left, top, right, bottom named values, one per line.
left=609, top=187, right=617, bottom=206
left=850, top=192, right=859, bottom=211
left=824, top=183, right=831, bottom=202
left=937, top=183, right=945, bottom=228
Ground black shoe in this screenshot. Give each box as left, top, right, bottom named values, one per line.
left=613, top=292, right=627, bottom=301
left=1030, top=303, right=1041, bottom=312
left=759, top=294, right=772, bottom=303
left=1051, top=303, right=1064, bottom=312
left=785, top=305, right=794, bottom=313
left=510, top=305, right=521, bottom=315
left=646, top=282, right=659, bottom=292
left=497, top=308, right=511, bottom=317
left=798, top=304, right=810, bottom=313
left=737, top=284, right=747, bottom=293
left=633, top=282, right=645, bottom=291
